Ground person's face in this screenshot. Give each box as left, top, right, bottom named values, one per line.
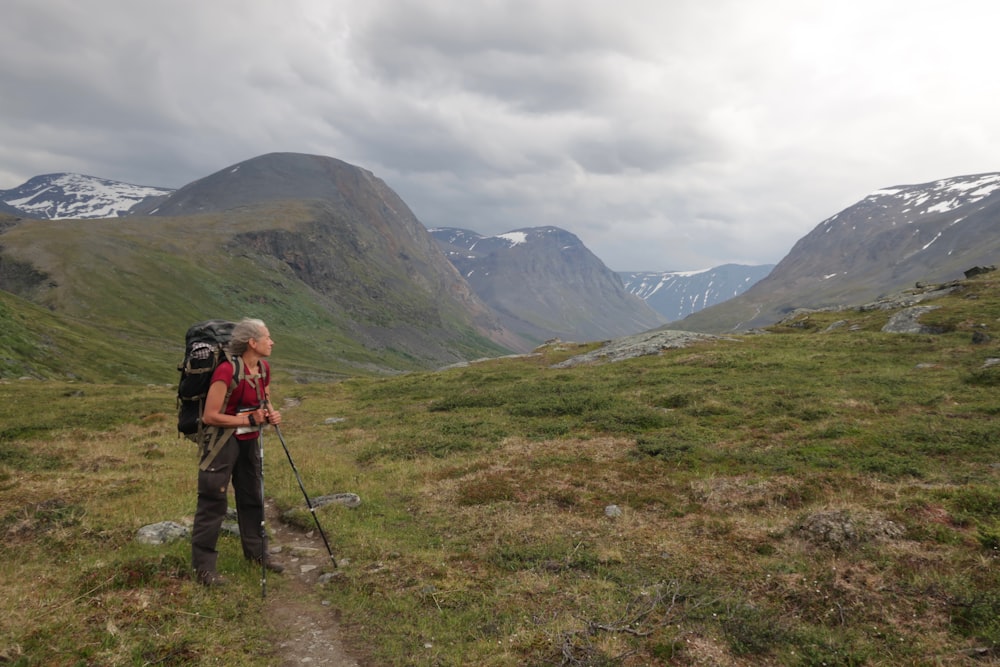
left=251, top=327, right=274, bottom=357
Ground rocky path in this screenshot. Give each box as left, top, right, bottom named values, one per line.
left=263, top=501, right=364, bottom=667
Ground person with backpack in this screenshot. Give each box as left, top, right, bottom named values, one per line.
left=191, top=317, right=284, bottom=587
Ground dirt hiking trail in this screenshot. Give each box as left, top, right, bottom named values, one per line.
left=263, top=500, right=366, bottom=666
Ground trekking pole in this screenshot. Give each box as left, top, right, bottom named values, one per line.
left=259, top=428, right=268, bottom=598
left=266, top=408, right=337, bottom=567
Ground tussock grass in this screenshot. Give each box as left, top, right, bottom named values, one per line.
left=1, top=275, right=999, bottom=665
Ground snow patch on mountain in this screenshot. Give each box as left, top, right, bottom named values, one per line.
left=620, top=264, right=774, bottom=321
left=827, top=172, right=1000, bottom=231
left=496, top=231, right=527, bottom=246
left=1, top=173, right=173, bottom=219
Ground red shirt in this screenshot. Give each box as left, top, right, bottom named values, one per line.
left=211, top=359, right=270, bottom=439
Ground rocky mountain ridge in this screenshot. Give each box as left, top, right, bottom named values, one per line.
left=429, top=226, right=664, bottom=343
left=1, top=157, right=675, bottom=349
left=0, top=153, right=659, bottom=372
left=0, top=173, right=172, bottom=219
left=674, top=171, right=1000, bottom=333
left=1, top=168, right=769, bottom=324
left=5, top=158, right=998, bottom=343
left=619, top=264, right=774, bottom=322
left=0, top=154, right=526, bottom=372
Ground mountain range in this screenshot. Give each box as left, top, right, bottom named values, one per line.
left=1, top=153, right=997, bottom=381
left=618, top=264, right=775, bottom=322
left=0, top=153, right=664, bottom=379
left=674, top=172, right=1000, bottom=332
left=0, top=160, right=734, bottom=334
left=429, top=226, right=664, bottom=341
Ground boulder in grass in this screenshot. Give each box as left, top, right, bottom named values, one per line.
left=136, top=521, right=189, bottom=545
left=311, top=493, right=362, bottom=509
left=797, top=510, right=904, bottom=550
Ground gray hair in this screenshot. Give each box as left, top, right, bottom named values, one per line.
left=228, top=318, right=267, bottom=356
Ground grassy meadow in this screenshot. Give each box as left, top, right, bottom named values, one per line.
left=1, top=275, right=999, bottom=665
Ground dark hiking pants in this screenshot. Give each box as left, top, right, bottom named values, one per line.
left=191, top=434, right=265, bottom=574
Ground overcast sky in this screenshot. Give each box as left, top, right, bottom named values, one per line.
left=2, top=1, right=998, bottom=271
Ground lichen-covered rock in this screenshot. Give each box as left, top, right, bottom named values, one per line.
left=881, top=305, right=943, bottom=334
left=311, top=493, right=362, bottom=509
left=552, top=329, right=723, bottom=367
left=797, top=509, right=904, bottom=550
left=135, top=521, right=189, bottom=545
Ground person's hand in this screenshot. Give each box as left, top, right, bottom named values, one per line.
left=265, top=408, right=282, bottom=425
left=248, top=407, right=267, bottom=427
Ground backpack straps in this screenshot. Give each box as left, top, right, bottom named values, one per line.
left=253, top=360, right=269, bottom=409
left=197, top=355, right=244, bottom=472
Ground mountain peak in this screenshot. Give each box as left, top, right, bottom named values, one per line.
left=675, top=170, right=1000, bottom=332
left=820, top=172, right=1000, bottom=233
left=137, top=152, right=388, bottom=217
left=430, top=225, right=584, bottom=258
left=867, top=172, right=1000, bottom=207
left=619, top=264, right=774, bottom=322
left=429, top=225, right=664, bottom=343
left=0, top=173, right=173, bottom=219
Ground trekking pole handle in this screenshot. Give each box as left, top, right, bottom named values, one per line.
left=262, top=400, right=282, bottom=427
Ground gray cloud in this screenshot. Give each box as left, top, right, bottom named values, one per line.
left=2, top=0, right=999, bottom=271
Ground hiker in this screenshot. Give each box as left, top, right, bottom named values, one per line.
left=191, top=317, right=284, bottom=586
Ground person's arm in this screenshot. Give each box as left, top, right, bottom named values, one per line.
left=202, top=379, right=266, bottom=428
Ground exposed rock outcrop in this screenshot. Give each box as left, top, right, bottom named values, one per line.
left=552, top=329, right=723, bottom=368
left=796, top=509, right=904, bottom=550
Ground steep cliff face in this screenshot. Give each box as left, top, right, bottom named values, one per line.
left=138, top=152, right=531, bottom=351
left=431, top=226, right=665, bottom=343
left=238, top=208, right=524, bottom=353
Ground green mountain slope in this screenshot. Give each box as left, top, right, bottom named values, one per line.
left=0, top=287, right=166, bottom=382
left=0, top=202, right=511, bottom=383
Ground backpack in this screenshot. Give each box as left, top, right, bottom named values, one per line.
left=176, top=319, right=238, bottom=442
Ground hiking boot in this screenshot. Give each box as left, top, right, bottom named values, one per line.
left=197, top=570, right=228, bottom=587
left=250, top=557, right=285, bottom=574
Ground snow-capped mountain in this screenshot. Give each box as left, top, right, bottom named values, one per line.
left=848, top=172, right=1000, bottom=227
left=619, top=264, right=774, bottom=322
left=432, top=226, right=769, bottom=325
left=779, top=171, right=1000, bottom=285
left=0, top=173, right=173, bottom=219
left=429, top=226, right=665, bottom=343
left=431, top=227, right=543, bottom=264
left=675, top=171, right=1000, bottom=332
